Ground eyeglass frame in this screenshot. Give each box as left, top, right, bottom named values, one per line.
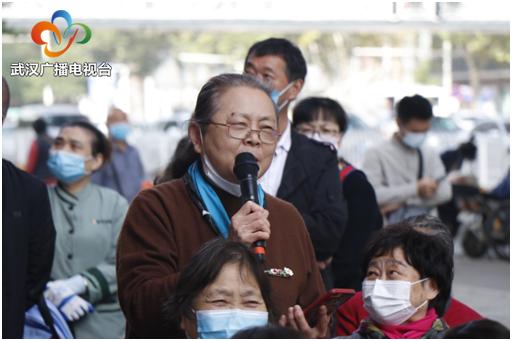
left=203, top=118, right=281, bottom=145
left=295, top=126, right=341, bottom=138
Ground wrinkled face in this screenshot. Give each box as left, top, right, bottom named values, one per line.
left=52, top=126, right=103, bottom=173
left=181, top=262, right=267, bottom=338
left=189, top=86, right=277, bottom=182
left=244, top=54, right=303, bottom=113
left=365, top=247, right=439, bottom=322
left=295, top=114, right=343, bottom=146
left=397, top=117, right=432, bottom=137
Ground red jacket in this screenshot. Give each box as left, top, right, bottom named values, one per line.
left=336, top=291, right=482, bottom=336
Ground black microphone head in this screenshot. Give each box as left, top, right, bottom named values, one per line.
left=234, top=152, right=259, bottom=181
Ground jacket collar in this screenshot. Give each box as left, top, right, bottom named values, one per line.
left=55, top=181, right=93, bottom=204
left=277, top=120, right=292, bottom=153
left=276, top=130, right=308, bottom=199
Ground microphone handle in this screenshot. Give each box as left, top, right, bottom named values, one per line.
left=239, top=175, right=266, bottom=262
left=239, top=176, right=259, bottom=203
left=253, top=240, right=266, bottom=262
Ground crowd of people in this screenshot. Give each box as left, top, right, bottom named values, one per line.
left=2, top=37, right=509, bottom=339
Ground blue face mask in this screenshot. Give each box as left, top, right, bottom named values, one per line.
left=402, top=131, right=427, bottom=149
left=196, top=309, right=268, bottom=339
left=109, top=122, right=132, bottom=141
left=47, top=150, right=90, bottom=184
left=270, top=82, right=294, bottom=112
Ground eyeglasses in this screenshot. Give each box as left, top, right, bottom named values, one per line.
left=295, top=127, right=340, bottom=138
left=208, top=120, right=280, bottom=145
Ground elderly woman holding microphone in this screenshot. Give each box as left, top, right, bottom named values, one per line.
left=117, top=73, right=326, bottom=338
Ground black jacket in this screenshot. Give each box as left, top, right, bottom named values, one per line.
left=331, top=159, right=382, bottom=290
left=276, top=131, right=347, bottom=261
left=2, top=159, right=56, bottom=338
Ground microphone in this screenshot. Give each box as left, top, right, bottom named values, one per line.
left=234, top=152, right=266, bottom=262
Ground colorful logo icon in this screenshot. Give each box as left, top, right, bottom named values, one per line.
left=31, top=10, right=92, bottom=58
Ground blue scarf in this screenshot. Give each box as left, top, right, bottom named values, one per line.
left=187, top=160, right=265, bottom=238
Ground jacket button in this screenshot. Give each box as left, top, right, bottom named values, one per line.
left=69, top=229, right=74, bottom=234
left=67, top=254, right=73, bottom=260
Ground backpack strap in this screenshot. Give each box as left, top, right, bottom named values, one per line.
left=338, top=160, right=355, bottom=183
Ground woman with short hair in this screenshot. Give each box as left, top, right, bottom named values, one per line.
left=117, top=73, right=325, bottom=338
left=164, top=238, right=274, bottom=338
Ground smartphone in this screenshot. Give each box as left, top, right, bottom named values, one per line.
left=435, top=173, right=449, bottom=184
left=303, top=288, right=355, bottom=325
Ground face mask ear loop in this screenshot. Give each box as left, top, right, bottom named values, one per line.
left=275, top=81, right=295, bottom=111
left=412, top=277, right=430, bottom=286
left=415, top=298, right=429, bottom=311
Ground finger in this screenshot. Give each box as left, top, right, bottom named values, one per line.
left=236, top=201, right=257, bottom=215
left=244, top=200, right=264, bottom=213
left=244, top=217, right=270, bottom=233
left=249, top=231, right=270, bottom=243
left=245, top=210, right=270, bottom=223
left=287, top=306, right=298, bottom=330
left=316, top=305, right=330, bottom=338
left=76, top=306, right=85, bottom=317
left=235, top=229, right=270, bottom=245
left=80, top=304, right=90, bottom=315
left=278, top=314, right=287, bottom=327
left=293, top=305, right=312, bottom=332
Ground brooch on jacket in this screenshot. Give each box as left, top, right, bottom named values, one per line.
left=264, top=267, right=294, bottom=278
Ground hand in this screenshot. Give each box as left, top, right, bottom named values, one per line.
left=59, top=295, right=94, bottom=322
left=417, top=178, right=438, bottom=199
left=47, top=275, right=87, bottom=296
left=230, top=201, right=270, bottom=247
left=44, top=283, right=93, bottom=322
left=278, top=305, right=330, bottom=339
left=316, top=257, right=333, bottom=270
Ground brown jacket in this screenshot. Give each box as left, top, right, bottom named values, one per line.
left=117, top=178, right=325, bottom=338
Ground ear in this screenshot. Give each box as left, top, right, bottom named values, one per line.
left=287, top=79, right=304, bottom=101
left=188, top=123, right=203, bottom=154
left=424, top=278, right=440, bottom=301
left=89, top=154, right=104, bottom=172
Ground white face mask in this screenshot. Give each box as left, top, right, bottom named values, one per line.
left=199, top=130, right=241, bottom=197
left=305, top=132, right=340, bottom=150
left=362, top=278, right=429, bottom=325
left=401, top=131, right=427, bottom=149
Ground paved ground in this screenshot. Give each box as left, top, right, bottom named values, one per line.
left=451, top=252, right=510, bottom=327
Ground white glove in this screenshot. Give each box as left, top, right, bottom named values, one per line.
left=45, top=277, right=93, bottom=322
left=58, top=294, right=94, bottom=322
left=47, top=275, right=87, bottom=295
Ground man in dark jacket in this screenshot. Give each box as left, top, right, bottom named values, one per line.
left=2, top=77, right=56, bottom=338
left=244, top=38, right=347, bottom=288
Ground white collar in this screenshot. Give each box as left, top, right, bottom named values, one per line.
left=277, top=120, right=292, bottom=152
